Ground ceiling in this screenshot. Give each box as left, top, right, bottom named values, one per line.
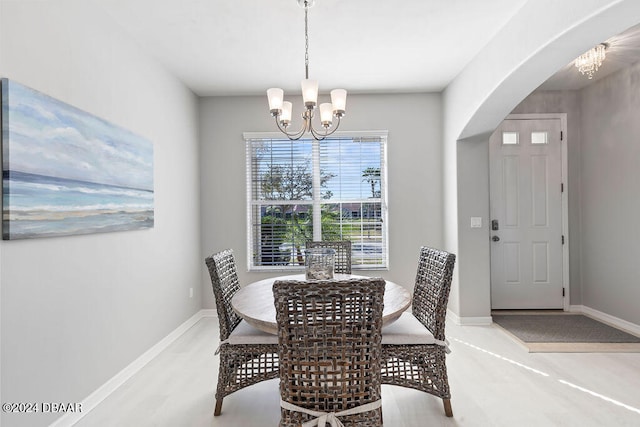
left=94, top=0, right=640, bottom=97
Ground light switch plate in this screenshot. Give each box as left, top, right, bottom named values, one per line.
left=470, top=217, right=482, bottom=228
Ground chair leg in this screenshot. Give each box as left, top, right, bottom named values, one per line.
left=443, top=399, right=453, bottom=417
left=214, top=399, right=223, bottom=416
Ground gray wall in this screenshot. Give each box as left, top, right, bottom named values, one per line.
left=579, top=61, right=640, bottom=325
left=200, top=93, right=443, bottom=308
left=0, top=2, right=201, bottom=426
left=455, top=133, right=491, bottom=320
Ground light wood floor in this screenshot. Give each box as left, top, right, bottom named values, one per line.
left=75, top=316, right=640, bottom=426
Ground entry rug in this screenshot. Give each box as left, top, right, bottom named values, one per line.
left=492, top=313, right=640, bottom=353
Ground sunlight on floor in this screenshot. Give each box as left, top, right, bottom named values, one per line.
left=451, top=337, right=550, bottom=377
left=558, top=379, right=640, bottom=415
left=451, top=336, right=640, bottom=417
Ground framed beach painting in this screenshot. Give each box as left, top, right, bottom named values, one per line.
left=1, top=78, right=154, bottom=240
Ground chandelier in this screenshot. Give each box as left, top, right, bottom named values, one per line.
left=574, top=44, right=607, bottom=79
left=266, top=0, right=347, bottom=141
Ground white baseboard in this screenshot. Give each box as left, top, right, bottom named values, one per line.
left=569, top=305, right=640, bottom=337
left=447, top=309, right=492, bottom=326
left=50, top=309, right=209, bottom=427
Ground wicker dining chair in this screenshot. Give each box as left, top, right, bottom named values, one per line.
left=205, top=249, right=279, bottom=416
left=381, top=246, right=456, bottom=417
left=273, top=277, right=386, bottom=427
left=305, top=240, right=352, bottom=274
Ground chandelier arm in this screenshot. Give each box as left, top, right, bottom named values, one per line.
left=309, top=125, right=328, bottom=141
left=307, top=113, right=341, bottom=140
left=321, top=115, right=343, bottom=137
left=275, top=116, right=308, bottom=141
left=329, top=114, right=341, bottom=134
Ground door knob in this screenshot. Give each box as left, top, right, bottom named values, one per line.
left=492, top=235, right=500, bottom=242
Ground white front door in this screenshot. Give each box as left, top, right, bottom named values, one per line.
left=489, top=118, right=564, bottom=309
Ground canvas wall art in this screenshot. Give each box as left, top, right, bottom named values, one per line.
left=1, top=78, right=154, bottom=240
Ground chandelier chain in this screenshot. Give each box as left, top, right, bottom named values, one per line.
left=304, top=3, right=309, bottom=79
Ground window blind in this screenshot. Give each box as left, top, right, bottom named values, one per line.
left=245, top=132, right=388, bottom=270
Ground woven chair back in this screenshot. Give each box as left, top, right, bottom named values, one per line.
left=205, top=249, right=242, bottom=341
left=273, top=278, right=385, bottom=427
left=412, top=246, right=456, bottom=342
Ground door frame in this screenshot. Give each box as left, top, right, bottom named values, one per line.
left=491, top=113, right=570, bottom=311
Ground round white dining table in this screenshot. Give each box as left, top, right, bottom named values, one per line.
left=231, top=274, right=411, bottom=335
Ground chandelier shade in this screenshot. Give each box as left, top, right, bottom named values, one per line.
left=331, top=89, right=347, bottom=115
left=266, top=0, right=347, bottom=140
left=575, top=44, right=607, bottom=79
left=301, top=79, right=319, bottom=108
left=281, top=101, right=293, bottom=125
left=267, top=88, right=284, bottom=113
left=319, top=103, right=333, bottom=125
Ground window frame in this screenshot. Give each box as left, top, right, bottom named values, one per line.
left=244, top=130, right=389, bottom=272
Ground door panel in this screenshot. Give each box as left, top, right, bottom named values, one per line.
left=490, top=119, right=563, bottom=309
left=532, top=242, right=549, bottom=282
left=503, top=156, right=519, bottom=227
left=531, top=155, right=549, bottom=226
left=503, top=242, right=520, bottom=283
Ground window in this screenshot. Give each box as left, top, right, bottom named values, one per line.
left=502, top=131, right=519, bottom=145
left=531, top=131, right=549, bottom=145
left=245, top=131, right=388, bottom=271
